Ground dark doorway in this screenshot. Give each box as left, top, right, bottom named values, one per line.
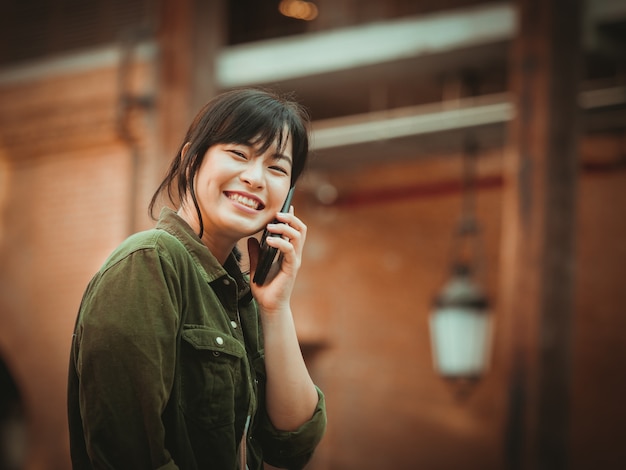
left=0, top=357, right=25, bottom=470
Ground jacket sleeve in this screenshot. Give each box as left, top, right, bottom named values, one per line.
left=255, top=386, right=327, bottom=469
left=73, top=247, right=182, bottom=469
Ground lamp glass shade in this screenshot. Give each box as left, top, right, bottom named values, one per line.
left=429, top=270, right=492, bottom=378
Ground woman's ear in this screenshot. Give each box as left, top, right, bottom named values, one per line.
left=181, top=142, right=191, bottom=159
left=181, top=142, right=194, bottom=182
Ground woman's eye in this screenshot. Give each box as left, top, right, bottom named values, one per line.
left=270, top=165, right=290, bottom=175
left=230, top=150, right=247, bottom=160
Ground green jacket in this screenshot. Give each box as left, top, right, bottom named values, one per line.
left=67, top=208, right=326, bottom=469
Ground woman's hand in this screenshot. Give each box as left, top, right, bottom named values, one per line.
left=248, top=206, right=307, bottom=314
left=247, top=206, right=318, bottom=431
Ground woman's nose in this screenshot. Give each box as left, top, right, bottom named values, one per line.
left=240, top=159, right=265, bottom=187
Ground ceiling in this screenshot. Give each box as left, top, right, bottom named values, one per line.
left=217, top=0, right=626, bottom=169
left=0, top=0, right=624, bottom=170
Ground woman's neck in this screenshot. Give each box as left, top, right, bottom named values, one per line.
left=176, top=205, right=235, bottom=265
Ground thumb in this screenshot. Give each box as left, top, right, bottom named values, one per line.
left=247, top=237, right=260, bottom=274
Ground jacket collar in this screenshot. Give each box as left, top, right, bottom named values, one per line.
left=155, top=207, right=252, bottom=304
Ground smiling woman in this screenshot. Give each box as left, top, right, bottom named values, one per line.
left=67, top=88, right=326, bottom=470
left=150, top=88, right=308, bottom=242
left=175, top=138, right=293, bottom=258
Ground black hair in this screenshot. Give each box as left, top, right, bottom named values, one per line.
left=148, top=88, right=311, bottom=237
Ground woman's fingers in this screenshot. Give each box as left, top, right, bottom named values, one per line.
left=261, top=211, right=306, bottom=270
left=274, top=211, right=307, bottom=242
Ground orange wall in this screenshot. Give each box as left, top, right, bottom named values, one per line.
left=1, top=62, right=625, bottom=470
left=292, top=158, right=507, bottom=469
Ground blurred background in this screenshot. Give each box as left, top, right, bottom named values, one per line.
left=0, top=0, right=625, bottom=469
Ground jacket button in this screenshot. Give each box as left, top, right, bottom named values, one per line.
left=215, top=336, right=224, bottom=346
left=231, top=321, right=238, bottom=329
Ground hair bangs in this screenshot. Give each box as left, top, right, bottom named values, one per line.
left=224, top=101, right=291, bottom=154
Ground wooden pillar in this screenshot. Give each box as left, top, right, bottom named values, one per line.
left=157, top=0, right=226, bottom=163
left=500, top=0, right=582, bottom=469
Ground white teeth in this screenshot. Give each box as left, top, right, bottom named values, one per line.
left=228, top=193, right=259, bottom=210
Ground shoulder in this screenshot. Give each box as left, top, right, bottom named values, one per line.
left=101, top=228, right=190, bottom=273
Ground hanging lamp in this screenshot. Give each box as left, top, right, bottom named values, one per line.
left=429, top=135, right=493, bottom=390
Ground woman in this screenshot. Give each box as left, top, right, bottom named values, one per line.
left=67, top=88, right=327, bottom=469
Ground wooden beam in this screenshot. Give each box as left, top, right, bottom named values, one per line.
left=156, top=0, right=226, bottom=164
left=500, top=0, right=582, bottom=469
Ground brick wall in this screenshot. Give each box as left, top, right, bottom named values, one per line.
left=0, top=54, right=159, bottom=469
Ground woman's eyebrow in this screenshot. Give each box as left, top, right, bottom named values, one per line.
left=272, top=152, right=293, bottom=166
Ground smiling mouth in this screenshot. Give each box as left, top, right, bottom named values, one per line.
left=226, top=192, right=264, bottom=210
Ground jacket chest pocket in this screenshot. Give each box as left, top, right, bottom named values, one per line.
left=180, top=325, right=248, bottom=429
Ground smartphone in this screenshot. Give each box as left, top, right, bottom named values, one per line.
left=253, top=186, right=296, bottom=285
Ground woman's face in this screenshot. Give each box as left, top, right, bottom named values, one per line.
left=187, top=135, right=293, bottom=242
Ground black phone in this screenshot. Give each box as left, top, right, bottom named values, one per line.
left=253, top=186, right=296, bottom=285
